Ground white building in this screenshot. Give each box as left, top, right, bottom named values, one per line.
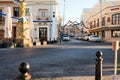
left=0, top=0, right=59, bottom=45
left=25, top=0, right=59, bottom=44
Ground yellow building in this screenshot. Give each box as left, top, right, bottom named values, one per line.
left=81, top=0, right=120, bottom=42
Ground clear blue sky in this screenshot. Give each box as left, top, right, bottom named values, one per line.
left=58, top=0, right=98, bottom=25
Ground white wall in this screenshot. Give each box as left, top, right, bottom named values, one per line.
left=27, top=1, right=58, bottom=42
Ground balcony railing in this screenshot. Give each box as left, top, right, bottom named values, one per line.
left=36, top=16, right=49, bottom=20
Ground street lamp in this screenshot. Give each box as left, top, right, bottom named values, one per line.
left=99, top=0, right=104, bottom=40
left=62, top=0, right=65, bottom=32
left=99, top=0, right=102, bottom=27
left=49, top=0, right=52, bottom=43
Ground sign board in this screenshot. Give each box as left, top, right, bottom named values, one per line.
left=112, top=41, right=119, bottom=51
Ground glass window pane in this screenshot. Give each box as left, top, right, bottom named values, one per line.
left=14, top=7, right=19, bottom=17
left=26, top=8, right=30, bottom=16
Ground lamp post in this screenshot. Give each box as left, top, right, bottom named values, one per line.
left=49, top=0, right=52, bottom=43
left=99, top=0, right=103, bottom=40
left=62, top=0, right=65, bottom=32
left=99, top=0, right=102, bottom=27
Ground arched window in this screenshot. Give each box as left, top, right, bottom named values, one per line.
left=112, top=13, right=120, bottom=25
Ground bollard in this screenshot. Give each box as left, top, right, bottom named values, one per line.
left=95, top=51, right=103, bottom=80
left=16, top=62, right=31, bottom=80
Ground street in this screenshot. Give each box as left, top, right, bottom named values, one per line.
left=0, top=38, right=120, bottom=80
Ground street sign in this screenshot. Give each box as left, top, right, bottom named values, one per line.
left=112, top=41, right=119, bottom=51
left=112, top=41, right=119, bottom=77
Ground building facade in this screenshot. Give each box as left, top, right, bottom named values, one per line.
left=0, top=0, right=59, bottom=45
left=81, top=0, right=120, bottom=42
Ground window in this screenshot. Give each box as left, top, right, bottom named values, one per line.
left=94, top=20, right=96, bottom=28
left=111, top=30, right=120, bottom=37
left=102, top=17, right=105, bottom=26
left=38, top=9, right=48, bottom=20
left=97, top=19, right=99, bottom=27
left=0, top=9, right=5, bottom=23
left=107, top=17, right=110, bottom=22
left=90, top=22, right=92, bottom=29
left=26, top=8, right=30, bottom=16
left=0, top=9, right=2, bottom=22
left=13, top=7, right=19, bottom=17
left=41, top=10, right=46, bottom=18
left=112, top=13, right=120, bottom=25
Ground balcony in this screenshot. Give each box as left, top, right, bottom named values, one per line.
left=36, top=16, right=49, bottom=20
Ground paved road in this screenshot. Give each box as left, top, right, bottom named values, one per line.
left=0, top=39, right=120, bottom=80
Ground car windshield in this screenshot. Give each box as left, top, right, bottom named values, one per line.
left=91, top=35, right=97, bottom=37
left=64, top=35, right=68, bottom=37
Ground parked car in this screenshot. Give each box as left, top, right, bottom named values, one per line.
left=83, top=35, right=91, bottom=41
left=89, top=35, right=101, bottom=42
left=76, top=36, right=82, bottom=40
left=70, top=33, right=74, bottom=37
left=76, top=35, right=84, bottom=40
left=62, top=35, right=70, bottom=41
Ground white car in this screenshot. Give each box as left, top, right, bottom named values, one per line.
left=62, top=35, right=70, bottom=41
left=89, top=35, right=101, bottom=42
left=83, top=35, right=91, bottom=41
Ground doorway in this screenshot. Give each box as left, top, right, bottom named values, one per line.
left=39, top=27, right=47, bottom=44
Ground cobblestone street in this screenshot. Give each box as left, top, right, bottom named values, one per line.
left=0, top=40, right=120, bottom=80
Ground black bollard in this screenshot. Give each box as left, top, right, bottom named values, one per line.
left=95, top=51, right=103, bottom=80
left=17, top=62, right=31, bottom=80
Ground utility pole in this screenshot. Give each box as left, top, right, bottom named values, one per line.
left=49, top=0, right=52, bottom=43
left=99, top=0, right=102, bottom=27
left=62, top=0, right=65, bottom=31
left=99, top=0, right=103, bottom=40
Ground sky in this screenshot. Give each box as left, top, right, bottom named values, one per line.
left=58, top=0, right=99, bottom=25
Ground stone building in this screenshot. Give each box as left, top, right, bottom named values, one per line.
left=81, top=0, right=120, bottom=42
